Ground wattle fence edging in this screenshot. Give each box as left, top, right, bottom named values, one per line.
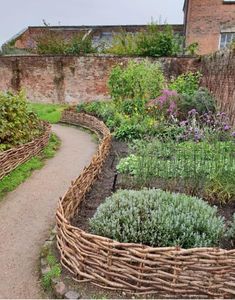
left=0, top=122, right=51, bottom=180
left=56, top=109, right=235, bottom=298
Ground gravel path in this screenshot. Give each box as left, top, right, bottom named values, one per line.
left=0, top=124, right=97, bottom=299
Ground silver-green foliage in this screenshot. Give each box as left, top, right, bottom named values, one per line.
left=89, top=189, right=224, bottom=248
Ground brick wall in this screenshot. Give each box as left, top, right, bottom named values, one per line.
left=0, top=55, right=199, bottom=104
left=185, top=0, right=235, bottom=54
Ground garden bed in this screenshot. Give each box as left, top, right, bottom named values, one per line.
left=72, top=138, right=235, bottom=250
left=56, top=110, right=235, bottom=299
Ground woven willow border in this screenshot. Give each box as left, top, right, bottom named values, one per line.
left=0, top=122, right=51, bottom=180
left=56, top=110, right=235, bottom=298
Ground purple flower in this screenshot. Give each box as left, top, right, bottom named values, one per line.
left=231, top=132, right=235, bottom=137
left=223, top=125, right=231, bottom=131
left=188, top=109, right=197, bottom=116
left=180, top=120, right=187, bottom=126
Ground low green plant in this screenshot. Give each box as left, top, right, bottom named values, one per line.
left=108, top=60, right=165, bottom=101
left=0, top=91, right=43, bottom=151
left=169, top=71, right=202, bottom=96
left=117, top=140, right=235, bottom=203
left=77, top=99, right=158, bottom=141
left=42, top=251, right=61, bottom=290
left=205, top=170, right=235, bottom=204
left=90, top=189, right=224, bottom=248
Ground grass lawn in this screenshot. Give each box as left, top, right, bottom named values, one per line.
left=0, top=134, right=60, bottom=199
left=28, top=103, right=67, bottom=124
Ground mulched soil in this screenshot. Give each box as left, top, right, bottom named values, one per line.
left=72, top=139, right=129, bottom=230
left=72, top=138, right=235, bottom=249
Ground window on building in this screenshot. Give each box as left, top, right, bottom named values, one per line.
left=220, top=32, right=235, bottom=49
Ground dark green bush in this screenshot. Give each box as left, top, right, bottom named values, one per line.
left=0, top=91, right=42, bottom=151
left=108, top=60, right=165, bottom=101
left=90, top=189, right=224, bottom=248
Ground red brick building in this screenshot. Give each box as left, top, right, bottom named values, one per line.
left=184, top=0, right=235, bottom=54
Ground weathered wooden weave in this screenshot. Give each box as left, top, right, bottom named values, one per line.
left=0, top=122, right=51, bottom=180
left=201, top=48, right=235, bottom=126
left=56, top=110, right=235, bottom=298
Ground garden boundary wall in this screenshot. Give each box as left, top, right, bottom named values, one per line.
left=56, top=109, right=235, bottom=299
left=0, top=122, right=51, bottom=180
left=0, top=55, right=199, bottom=104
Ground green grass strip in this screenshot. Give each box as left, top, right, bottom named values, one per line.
left=0, top=133, right=60, bottom=199
left=28, top=103, right=67, bottom=124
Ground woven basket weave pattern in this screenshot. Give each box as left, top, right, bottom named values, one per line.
left=56, top=110, right=235, bottom=298
left=0, top=122, right=51, bottom=180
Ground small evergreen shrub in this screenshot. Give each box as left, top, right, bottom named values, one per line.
left=90, top=189, right=224, bottom=248
left=108, top=60, right=165, bottom=101
left=0, top=91, right=42, bottom=151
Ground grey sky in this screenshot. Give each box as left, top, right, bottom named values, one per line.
left=0, top=0, right=184, bottom=46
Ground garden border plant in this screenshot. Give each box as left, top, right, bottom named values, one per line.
left=56, top=108, right=235, bottom=298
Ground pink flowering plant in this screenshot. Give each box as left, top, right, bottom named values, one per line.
left=148, top=89, right=179, bottom=120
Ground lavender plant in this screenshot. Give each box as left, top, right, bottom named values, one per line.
left=90, top=189, right=225, bottom=248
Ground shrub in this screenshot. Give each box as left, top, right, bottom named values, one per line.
left=0, top=91, right=42, bottom=151
left=169, top=71, right=201, bottom=96
left=108, top=60, right=165, bottom=101
left=35, top=30, right=96, bottom=55
left=106, top=23, right=183, bottom=57
left=90, top=189, right=224, bottom=248
left=177, top=87, right=216, bottom=118
left=135, top=24, right=183, bottom=57
left=105, top=30, right=138, bottom=56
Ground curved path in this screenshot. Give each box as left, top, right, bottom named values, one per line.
left=0, top=124, right=97, bottom=299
